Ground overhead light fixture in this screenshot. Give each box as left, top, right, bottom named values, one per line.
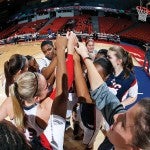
left=41, top=0, right=48, bottom=3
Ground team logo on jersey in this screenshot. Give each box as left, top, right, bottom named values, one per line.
left=111, top=79, right=122, bottom=91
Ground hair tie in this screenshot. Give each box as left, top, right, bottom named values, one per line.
left=33, top=72, right=38, bottom=97
left=14, top=82, right=18, bottom=89
left=20, top=56, right=27, bottom=70
left=14, top=82, right=20, bottom=99
left=14, top=82, right=19, bottom=95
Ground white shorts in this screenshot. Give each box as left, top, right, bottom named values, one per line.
left=44, top=115, right=66, bottom=150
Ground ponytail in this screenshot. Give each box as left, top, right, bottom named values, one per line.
left=126, top=52, right=133, bottom=72
left=4, top=61, right=14, bottom=97
left=122, top=51, right=134, bottom=78
left=9, top=83, right=25, bottom=129
left=4, top=54, right=26, bottom=97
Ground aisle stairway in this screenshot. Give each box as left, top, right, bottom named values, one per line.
left=92, top=16, right=99, bottom=32
left=37, top=17, right=56, bottom=33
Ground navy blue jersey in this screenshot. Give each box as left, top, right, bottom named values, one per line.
left=106, top=71, right=137, bottom=102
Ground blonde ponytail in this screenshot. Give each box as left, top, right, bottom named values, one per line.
left=9, top=83, right=25, bottom=129
left=9, top=72, right=40, bottom=129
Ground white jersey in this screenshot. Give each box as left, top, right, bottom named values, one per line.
left=37, top=57, right=51, bottom=72
left=44, top=115, right=66, bottom=150
left=24, top=103, right=44, bottom=137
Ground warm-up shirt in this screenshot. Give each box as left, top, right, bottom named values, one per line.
left=91, top=83, right=126, bottom=150
left=90, top=82, right=125, bottom=126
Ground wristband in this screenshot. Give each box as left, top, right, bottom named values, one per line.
left=83, top=56, right=92, bottom=61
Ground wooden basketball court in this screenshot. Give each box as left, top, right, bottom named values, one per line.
left=0, top=41, right=140, bottom=74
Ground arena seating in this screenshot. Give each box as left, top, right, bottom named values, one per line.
left=0, top=19, right=48, bottom=39
left=0, top=24, right=24, bottom=39
left=120, top=23, right=150, bottom=43
left=99, top=16, right=150, bottom=43
left=107, top=18, right=134, bottom=34
left=1, top=14, right=149, bottom=44
left=39, top=17, right=70, bottom=34
left=73, top=15, right=93, bottom=34
left=15, top=19, right=48, bottom=35
left=39, top=15, right=93, bottom=34
left=99, top=17, right=117, bottom=33
left=99, top=17, right=134, bottom=34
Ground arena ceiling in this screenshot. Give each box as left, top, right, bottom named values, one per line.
left=0, top=0, right=149, bottom=9
left=0, top=0, right=149, bottom=25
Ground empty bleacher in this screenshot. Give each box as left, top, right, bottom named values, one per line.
left=120, top=23, right=150, bottom=43
left=107, top=18, right=134, bottom=34
left=0, top=24, right=24, bottom=39
left=15, top=19, right=48, bottom=35
left=99, top=17, right=117, bottom=33
left=39, top=15, right=93, bottom=34
left=0, top=19, right=48, bottom=39
left=39, top=17, right=70, bottom=34
left=73, top=15, right=93, bottom=34
left=99, top=17, right=134, bottom=34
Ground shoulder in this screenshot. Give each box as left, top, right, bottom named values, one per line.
left=1, top=97, right=12, bottom=107
left=0, top=97, right=13, bottom=120
left=37, top=57, right=51, bottom=71
left=127, top=72, right=136, bottom=81
left=122, top=72, right=137, bottom=87
left=37, top=57, right=47, bottom=64
left=40, top=97, right=53, bottom=109
left=106, top=74, right=114, bottom=81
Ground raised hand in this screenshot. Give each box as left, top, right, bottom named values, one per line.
left=67, top=31, right=78, bottom=54
left=55, top=35, right=67, bottom=51
left=75, top=42, right=89, bottom=58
